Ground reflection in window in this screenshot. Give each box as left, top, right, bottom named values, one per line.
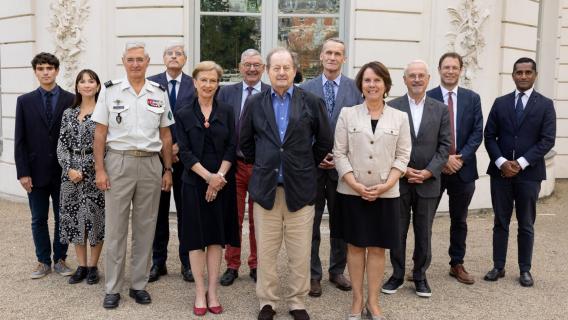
left=279, top=0, right=339, bottom=14
left=202, top=0, right=261, bottom=13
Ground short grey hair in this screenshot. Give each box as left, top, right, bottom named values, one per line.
left=321, top=37, right=346, bottom=55
left=163, top=40, right=186, bottom=56
left=403, top=59, right=430, bottom=76
left=266, top=47, right=298, bottom=70
left=123, top=41, right=149, bottom=58
left=240, top=49, right=263, bottom=63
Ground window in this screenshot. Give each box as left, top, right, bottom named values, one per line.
left=195, top=0, right=343, bottom=82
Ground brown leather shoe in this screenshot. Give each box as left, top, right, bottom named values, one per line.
left=450, top=264, right=475, bottom=284
left=329, top=273, right=352, bottom=291
left=308, top=279, right=322, bottom=297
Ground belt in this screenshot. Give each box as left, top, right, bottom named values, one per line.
left=107, top=148, right=157, bottom=157
left=236, top=156, right=246, bottom=162
left=69, top=148, right=93, bottom=156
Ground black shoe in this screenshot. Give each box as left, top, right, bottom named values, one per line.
left=414, top=279, right=432, bottom=298
left=381, top=276, right=404, bottom=294
left=483, top=268, right=505, bottom=281
left=250, top=268, right=257, bottom=282
left=68, top=266, right=88, bottom=284
left=220, top=268, right=238, bottom=286
left=103, top=293, right=120, bottom=309
left=289, top=309, right=310, bottom=320
left=258, top=305, right=276, bottom=320
left=86, top=266, right=99, bottom=285
left=181, top=266, right=194, bottom=282
left=519, top=271, right=534, bottom=287
left=148, top=264, right=167, bottom=283
left=129, top=289, right=152, bottom=304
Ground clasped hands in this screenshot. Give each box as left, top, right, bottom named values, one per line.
left=500, top=160, right=521, bottom=178
left=68, top=169, right=84, bottom=183
left=441, top=155, right=463, bottom=175
left=353, top=182, right=389, bottom=202
left=405, top=168, right=433, bottom=184
left=318, top=153, right=335, bottom=169
left=205, top=173, right=227, bottom=202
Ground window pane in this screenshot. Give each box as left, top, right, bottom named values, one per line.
left=278, top=17, right=339, bottom=80
left=201, top=16, right=261, bottom=82
left=279, top=0, right=339, bottom=14
left=201, top=0, right=261, bottom=13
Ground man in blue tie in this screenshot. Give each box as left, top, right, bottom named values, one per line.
left=483, top=57, right=556, bottom=287
left=147, top=41, right=195, bottom=283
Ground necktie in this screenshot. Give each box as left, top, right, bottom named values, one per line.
left=240, top=86, right=255, bottom=120
left=447, top=92, right=456, bottom=155
left=45, top=91, right=53, bottom=126
left=323, top=80, right=336, bottom=118
left=169, top=80, right=177, bottom=112
left=515, top=92, right=524, bottom=123
left=236, top=86, right=255, bottom=158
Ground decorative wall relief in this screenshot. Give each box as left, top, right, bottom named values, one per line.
left=48, top=0, right=90, bottom=89
left=446, top=0, right=490, bottom=87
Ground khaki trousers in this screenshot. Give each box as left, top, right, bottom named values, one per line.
left=254, top=187, right=315, bottom=311
left=104, top=152, right=161, bottom=294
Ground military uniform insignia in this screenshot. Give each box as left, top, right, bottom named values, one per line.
left=104, top=80, right=114, bottom=88
left=116, top=113, right=122, bottom=124
left=112, top=99, right=124, bottom=110
left=147, top=99, right=164, bottom=108
left=168, top=110, right=173, bottom=120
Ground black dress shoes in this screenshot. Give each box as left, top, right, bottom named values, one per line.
left=220, top=268, right=239, bottom=286
left=519, top=271, right=534, bottom=287
left=86, top=266, right=99, bottom=285
left=181, top=266, right=194, bottom=282
left=289, top=309, right=310, bottom=320
left=258, top=305, right=276, bottom=320
left=483, top=268, right=505, bottom=281
left=148, top=264, right=167, bottom=282
left=250, top=268, right=257, bottom=282
left=103, top=293, right=120, bottom=309
left=308, top=279, right=322, bottom=297
left=68, top=266, right=88, bottom=284
left=129, top=289, right=152, bottom=304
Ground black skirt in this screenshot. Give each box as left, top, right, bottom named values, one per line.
left=331, top=192, right=400, bottom=249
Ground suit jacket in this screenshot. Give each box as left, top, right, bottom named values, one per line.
left=427, top=86, right=483, bottom=182
left=175, top=97, right=236, bottom=185
left=147, top=71, right=195, bottom=143
left=217, top=81, right=271, bottom=128
left=334, top=103, right=412, bottom=198
left=389, top=94, right=451, bottom=198
left=14, top=86, right=75, bottom=188
left=239, top=86, right=333, bottom=212
left=484, top=90, right=556, bottom=181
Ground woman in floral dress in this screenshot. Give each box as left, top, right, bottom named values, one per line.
left=57, top=69, right=105, bottom=285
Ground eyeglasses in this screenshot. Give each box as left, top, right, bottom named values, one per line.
left=243, top=63, right=263, bottom=70
left=165, top=51, right=185, bottom=57
left=406, top=73, right=427, bottom=80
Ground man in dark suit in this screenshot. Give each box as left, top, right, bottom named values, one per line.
left=240, top=47, right=332, bottom=320
left=300, top=38, right=363, bottom=297
left=147, top=41, right=195, bottom=283
left=483, top=57, right=556, bottom=287
left=217, top=49, right=270, bottom=286
left=381, top=60, right=451, bottom=298
left=15, top=52, right=75, bottom=279
left=427, top=52, right=483, bottom=285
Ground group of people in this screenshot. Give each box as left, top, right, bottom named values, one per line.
left=14, top=37, right=556, bottom=320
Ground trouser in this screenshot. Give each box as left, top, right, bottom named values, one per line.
left=224, top=160, right=257, bottom=270
left=254, top=187, right=314, bottom=311
left=311, top=169, right=346, bottom=280
left=104, top=152, right=161, bottom=294
left=27, top=183, right=68, bottom=265
left=151, top=160, right=190, bottom=269
left=437, top=173, right=475, bottom=266
left=390, top=188, right=438, bottom=281
left=490, top=176, right=540, bottom=272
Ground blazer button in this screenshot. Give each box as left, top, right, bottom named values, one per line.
left=369, top=155, right=373, bottom=159
left=274, top=168, right=279, bottom=172
left=280, top=148, right=284, bottom=152
left=368, top=170, right=372, bottom=174
left=370, top=141, right=374, bottom=144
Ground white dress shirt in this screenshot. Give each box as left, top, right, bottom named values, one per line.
left=166, top=72, right=182, bottom=99
left=408, top=94, right=426, bottom=136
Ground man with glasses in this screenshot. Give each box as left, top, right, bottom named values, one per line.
left=217, top=49, right=270, bottom=286
left=92, top=41, right=174, bottom=309
left=147, top=41, right=195, bottom=283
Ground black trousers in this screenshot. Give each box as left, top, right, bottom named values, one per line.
left=390, top=187, right=438, bottom=281
left=152, top=160, right=190, bottom=269
left=437, top=173, right=475, bottom=266
left=490, top=176, right=540, bottom=272
left=310, top=170, right=347, bottom=280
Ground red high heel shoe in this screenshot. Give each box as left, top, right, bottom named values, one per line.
left=193, top=297, right=207, bottom=316
left=206, top=292, right=223, bottom=314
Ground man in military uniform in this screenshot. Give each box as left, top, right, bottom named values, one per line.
left=92, top=42, right=174, bottom=309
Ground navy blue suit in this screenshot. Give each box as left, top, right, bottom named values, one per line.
left=428, top=86, right=483, bottom=266
left=14, top=85, right=74, bottom=265
left=484, top=89, right=556, bottom=272
left=146, top=71, right=195, bottom=270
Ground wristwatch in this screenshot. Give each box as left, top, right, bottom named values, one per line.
left=163, top=167, right=173, bottom=174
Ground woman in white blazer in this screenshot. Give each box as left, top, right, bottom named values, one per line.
left=332, top=61, right=411, bottom=320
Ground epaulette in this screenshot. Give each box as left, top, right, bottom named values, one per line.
left=104, top=79, right=122, bottom=88
left=148, top=80, right=166, bottom=92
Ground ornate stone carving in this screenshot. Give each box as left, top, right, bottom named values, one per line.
left=446, top=0, right=490, bottom=87
left=48, top=0, right=90, bottom=89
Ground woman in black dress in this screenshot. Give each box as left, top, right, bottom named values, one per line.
left=175, top=61, right=239, bottom=316
left=57, top=69, right=105, bottom=284
left=333, top=61, right=411, bottom=319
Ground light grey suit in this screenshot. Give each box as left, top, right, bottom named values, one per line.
left=300, top=74, right=363, bottom=280
left=388, top=94, right=451, bottom=281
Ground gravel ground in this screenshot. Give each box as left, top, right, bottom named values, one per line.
left=0, top=181, right=567, bottom=320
